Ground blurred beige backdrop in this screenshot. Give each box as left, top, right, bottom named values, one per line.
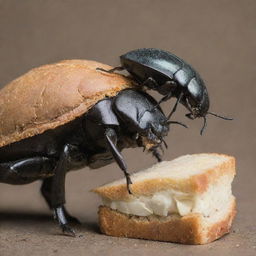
left=0, top=1, right=255, bottom=255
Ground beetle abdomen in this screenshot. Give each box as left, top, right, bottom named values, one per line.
left=173, top=63, right=196, bottom=88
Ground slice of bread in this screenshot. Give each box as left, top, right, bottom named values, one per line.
left=93, top=153, right=236, bottom=244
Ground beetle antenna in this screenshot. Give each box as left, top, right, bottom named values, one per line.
left=207, top=112, right=233, bottom=120
left=200, top=116, right=207, bottom=135
left=166, top=120, right=188, bottom=128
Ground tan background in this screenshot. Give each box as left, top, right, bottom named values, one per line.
left=0, top=0, right=255, bottom=255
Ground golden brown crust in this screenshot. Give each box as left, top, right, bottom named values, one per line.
left=0, top=60, right=134, bottom=147
left=93, top=154, right=236, bottom=201
left=98, top=198, right=236, bottom=245
left=205, top=203, right=236, bottom=244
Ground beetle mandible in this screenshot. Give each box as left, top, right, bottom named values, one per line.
left=97, top=48, right=233, bottom=134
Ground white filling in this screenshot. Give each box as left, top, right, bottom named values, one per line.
left=102, top=175, right=232, bottom=218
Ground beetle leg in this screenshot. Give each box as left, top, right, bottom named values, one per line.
left=166, top=120, right=188, bottom=128
left=167, top=92, right=184, bottom=119
left=41, top=178, right=81, bottom=224
left=150, top=146, right=162, bottom=162
left=149, top=92, right=172, bottom=113
left=49, top=144, right=78, bottom=236
left=200, top=116, right=207, bottom=135
left=158, top=91, right=173, bottom=105
left=0, top=157, right=54, bottom=184
left=96, top=66, right=124, bottom=73
left=152, top=81, right=177, bottom=108
left=53, top=207, right=75, bottom=237
left=157, top=80, right=177, bottom=98
left=141, top=77, right=159, bottom=89
left=105, top=128, right=133, bottom=194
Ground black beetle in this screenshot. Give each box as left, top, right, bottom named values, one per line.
left=0, top=88, right=185, bottom=236
left=97, top=48, right=232, bottom=134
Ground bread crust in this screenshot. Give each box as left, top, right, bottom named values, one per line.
left=98, top=198, right=236, bottom=245
left=93, top=154, right=236, bottom=201
left=0, top=60, right=134, bottom=147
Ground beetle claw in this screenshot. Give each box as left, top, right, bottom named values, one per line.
left=61, top=224, right=76, bottom=237
left=125, top=173, right=133, bottom=194
left=127, top=186, right=133, bottom=195
left=152, top=148, right=162, bottom=162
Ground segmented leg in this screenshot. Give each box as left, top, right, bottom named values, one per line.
left=96, top=66, right=124, bottom=73
left=151, top=147, right=162, bottom=162
left=152, top=81, right=177, bottom=109
left=105, top=128, right=133, bottom=194
left=45, top=144, right=81, bottom=236
left=141, top=77, right=159, bottom=89
left=0, top=157, right=55, bottom=185
left=41, top=177, right=80, bottom=224
left=167, top=92, right=184, bottom=119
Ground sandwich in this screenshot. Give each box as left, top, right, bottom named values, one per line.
left=92, top=153, right=236, bottom=244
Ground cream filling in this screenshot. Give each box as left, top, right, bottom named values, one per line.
left=102, top=175, right=233, bottom=218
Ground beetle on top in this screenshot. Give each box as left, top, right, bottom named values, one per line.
left=97, top=48, right=232, bottom=134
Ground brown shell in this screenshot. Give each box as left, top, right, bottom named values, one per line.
left=0, top=60, right=135, bottom=148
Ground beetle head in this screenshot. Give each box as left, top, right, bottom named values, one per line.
left=182, top=76, right=232, bottom=135
left=183, top=76, right=209, bottom=119
left=119, top=94, right=169, bottom=146
left=136, top=111, right=187, bottom=161
left=113, top=89, right=188, bottom=161
left=129, top=106, right=172, bottom=163
left=113, top=89, right=171, bottom=159
left=136, top=107, right=169, bottom=145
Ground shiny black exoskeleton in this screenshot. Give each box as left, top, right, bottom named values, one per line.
left=0, top=89, right=182, bottom=236
left=97, top=48, right=232, bottom=134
